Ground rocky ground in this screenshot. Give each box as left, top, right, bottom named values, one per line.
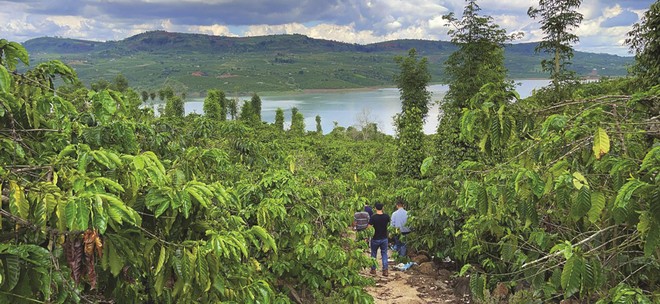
left=364, top=248, right=470, bottom=304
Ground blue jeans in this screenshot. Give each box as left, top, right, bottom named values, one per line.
left=371, top=238, right=388, bottom=270
left=393, top=234, right=407, bottom=257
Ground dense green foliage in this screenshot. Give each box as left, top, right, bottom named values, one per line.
left=626, top=0, right=660, bottom=89
left=429, top=79, right=658, bottom=303
left=250, top=94, right=262, bottom=121
left=443, top=0, right=511, bottom=109
left=22, top=31, right=631, bottom=94
left=394, top=49, right=431, bottom=178
left=290, top=112, right=305, bottom=136
left=437, top=0, right=515, bottom=168
left=203, top=89, right=227, bottom=121
left=411, top=2, right=660, bottom=302
left=394, top=49, right=431, bottom=117
left=315, top=115, right=322, bottom=134
left=275, top=108, right=284, bottom=131
left=1, top=2, right=658, bottom=302
left=1, top=40, right=389, bottom=303
left=528, top=0, right=583, bottom=96
left=164, top=95, right=184, bottom=118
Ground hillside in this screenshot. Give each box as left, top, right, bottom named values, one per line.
left=23, top=31, right=633, bottom=94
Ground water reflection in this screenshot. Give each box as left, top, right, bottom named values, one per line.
left=183, top=79, right=550, bottom=135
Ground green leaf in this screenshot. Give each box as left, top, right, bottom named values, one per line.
left=251, top=226, right=277, bottom=253
left=8, top=181, right=29, bottom=219
left=196, top=250, right=211, bottom=292
left=154, top=200, right=170, bottom=218
left=107, top=241, right=123, bottom=277
left=94, top=177, right=124, bottom=193
left=180, top=191, right=192, bottom=219
left=289, top=158, right=295, bottom=173
left=501, top=115, right=513, bottom=143
left=640, top=146, right=660, bottom=172
left=65, top=199, right=78, bottom=229
left=56, top=200, right=68, bottom=231
left=469, top=273, right=485, bottom=300
left=527, top=170, right=545, bottom=198
left=0, top=65, right=11, bottom=93
left=561, top=255, right=583, bottom=298
left=90, top=150, right=113, bottom=169
left=154, top=270, right=165, bottom=297
left=420, top=156, right=434, bottom=176
left=77, top=200, right=90, bottom=230
left=106, top=205, right=123, bottom=224
left=650, top=188, right=660, bottom=222
left=155, top=245, right=167, bottom=275
left=92, top=197, right=108, bottom=233
left=490, top=117, right=501, bottom=147
left=459, top=264, right=472, bottom=276
left=587, top=191, right=605, bottom=223
left=41, top=193, right=58, bottom=227
left=8, top=41, right=29, bottom=66
left=186, top=186, right=209, bottom=209
left=4, top=254, right=20, bottom=291
left=478, top=134, right=488, bottom=152
left=57, top=144, right=78, bottom=160
left=644, top=220, right=660, bottom=257
left=637, top=213, right=650, bottom=233
left=592, top=127, right=610, bottom=160
left=614, top=180, right=647, bottom=222
left=98, top=193, right=137, bottom=224
left=572, top=186, right=591, bottom=219
left=541, top=114, right=568, bottom=135
left=582, top=260, right=596, bottom=289
left=572, top=172, right=588, bottom=190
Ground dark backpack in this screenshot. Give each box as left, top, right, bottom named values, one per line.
left=354, top=211, right=370, bottom=231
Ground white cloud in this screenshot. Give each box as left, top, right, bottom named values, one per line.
left=190, top=24, right=237, bottom=36
left=385, top=20, right=402, bottom=31
left=244, top=22, right=438, bottom=44
left=480, top=0, right=535, bottom=11
left=428, top=16, right=448, bottom=30
left=493, top=14, right=526, bottom=30
left=603, top=4, right=623, bottom=18
left=0, top=0, right=649, bottom=55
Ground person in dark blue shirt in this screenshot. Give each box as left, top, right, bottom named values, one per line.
left=364, top=205, right=373, bottom=217
left=368, top=203, right=390, bottom=276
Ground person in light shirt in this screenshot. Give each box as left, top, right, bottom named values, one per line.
left=390, top=199, right=410, bottom=257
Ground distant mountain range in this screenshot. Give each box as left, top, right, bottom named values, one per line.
left=23, top=31, right=634, bottom=94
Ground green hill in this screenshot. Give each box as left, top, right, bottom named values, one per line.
left=23, top=31, right=633, bottom=95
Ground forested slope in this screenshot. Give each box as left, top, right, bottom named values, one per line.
left=23, top=31, right=632, bottom=93
left=1, top=1, right=659, bottom=303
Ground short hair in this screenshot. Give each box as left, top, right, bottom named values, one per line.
left=396, top=198, right=405, bottom=207
left=375, top=203, right=384, bottom=210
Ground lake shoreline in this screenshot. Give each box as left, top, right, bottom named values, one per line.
left=301, top=86, right=384, bottom=94
left=253, top=79, right=551, bottom=97
left=179, top=79, right=550, bottom=135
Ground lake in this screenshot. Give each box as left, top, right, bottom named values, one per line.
left=184, top=79, right=550, bottom=135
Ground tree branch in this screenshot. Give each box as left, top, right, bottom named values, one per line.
left=534, top=95, right=630, bottom=114
left=521, top=225, right=616, bottom=268
left=0, top=129, right=61, bottom=133
left=0, top=208, right=84, bottom=236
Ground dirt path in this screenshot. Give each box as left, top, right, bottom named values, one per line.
left=363, top=248, right=463, bottom=304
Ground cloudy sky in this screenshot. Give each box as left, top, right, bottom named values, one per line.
left=0, top=0, right=653, bottom=56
